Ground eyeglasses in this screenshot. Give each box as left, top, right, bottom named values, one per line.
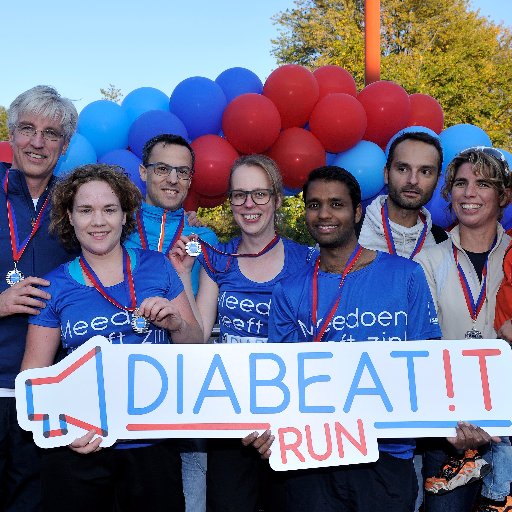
left=460, top=146, right=510, bottom=173
left=228, top=189, right=274, bottom=206
left=16, top=125, right=63, bottom=142
left=144, top=163, right=194, bottom=180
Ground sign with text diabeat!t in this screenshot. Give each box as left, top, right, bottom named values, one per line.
left=15, top=336, right=512, bottom=471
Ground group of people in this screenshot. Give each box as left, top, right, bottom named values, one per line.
left=1, top=84, right=512, bottom=512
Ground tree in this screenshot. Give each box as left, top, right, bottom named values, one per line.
left=100, top=84, right=123, bottom=103
left=0, top=106, right=8, bottom=141
left=272, top=0, right=512, bottom=150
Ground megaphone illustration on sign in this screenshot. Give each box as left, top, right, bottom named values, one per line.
left=15, top=336, right=512, bottom=471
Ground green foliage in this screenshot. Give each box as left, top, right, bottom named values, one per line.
left=278, top=194, right=315, bottom=245
left=272, top=0, right=512, bottom=150
left=100, top=84, right=123, bottom=103
left=0, top=106, right=8, bottom=141
left=197, top=201, right=239, bottom=243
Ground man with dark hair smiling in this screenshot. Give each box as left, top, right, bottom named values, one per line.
left=267, top=165, right=441, bottom=511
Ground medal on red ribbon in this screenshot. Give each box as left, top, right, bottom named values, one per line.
left=311, top=244, right=364, bottom=342
left=79, top=247, right=149, bottom=334
left=381, top=201, right=428, bottom=259
left=136, top=209, right=184, bottom=256
left=452, top=239, right=496, bottom=339
left=3, top=171, right=50, bottom=286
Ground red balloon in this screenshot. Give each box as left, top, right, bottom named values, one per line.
left=191, top=135, right=239, bottom=197
left=183, top=188, right=200, bottom=211
left=408, top=93, right=444, bottom=134
left=222, top=93, right=281, bottom=154
left=313, top=66, right=357, bottom=99
left=196, top=192, right=227, bottom=208
left=263, top=65, right=319, bottom=129
left=357, top=81, right=411, bottom=147
left=309, top=93, right=367, bottom=153
left=0, top=141, right=13, bottom=164
left=267, top=128, right=326, bottom=190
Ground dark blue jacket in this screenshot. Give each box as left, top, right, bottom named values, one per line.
left=0, top=166, right=75, bottom=388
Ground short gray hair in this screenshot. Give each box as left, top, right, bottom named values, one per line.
left=8, top=85, right=78, bottom=143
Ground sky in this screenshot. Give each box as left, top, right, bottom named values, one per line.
left=2, top=0, right=511, bottom=112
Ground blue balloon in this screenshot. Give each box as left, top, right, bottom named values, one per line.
left=440, top=124, right=492, bottom=172
left=99, top=149, right=145, bottom=196
left=385, top=126, right=439, bottom=156
left=333, top=141, right=386, bottom=200
left=501, top=204, right=512, bottom=232
left=425, top=179, right=454, bottom=228
left=215, top=67, right=263, bottom=103
left=361, top=185, right=387, bottom=214
left=284, top=186, right=302, bottom=197
left=128, top=110, right=188, bottom=159
left=169, top=77, right=227, bottom=140
left=54, top=133, right=97, bottom=176
left=326, top=152, right=338, bottom=165
left=77, top=100, right=130, bottom=158
left=121, top=87, right=169, bottom=123
left=499, top=148, right=512, bottom=169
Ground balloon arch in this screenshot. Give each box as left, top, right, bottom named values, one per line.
left=1, top=65, right=511, bottom=228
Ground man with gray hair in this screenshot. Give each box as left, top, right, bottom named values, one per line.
left=0, top=86, right=77, bottom=511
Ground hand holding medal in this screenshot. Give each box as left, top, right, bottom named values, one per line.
left=136, top=296, right=185, bottom=335
left=168, top=234, right=199, bottom=275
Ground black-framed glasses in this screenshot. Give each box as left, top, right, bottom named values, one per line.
left=16, top=125, right=63, bottom=142
left=228, top=189, right=274, bottom=206
left=460, top=146, right=510, bottom=173
left=144, top=162, right=194, bottom=180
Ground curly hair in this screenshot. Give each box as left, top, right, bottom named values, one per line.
left=442, top=148, right=511, bottom=218
left=50, top=164, right=142, bottom=250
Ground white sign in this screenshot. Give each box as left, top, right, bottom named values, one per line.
left=15, top=336, right=512, bottom=471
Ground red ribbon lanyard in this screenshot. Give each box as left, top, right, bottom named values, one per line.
left=452, top=238, right=496, bottom=322
left=201, top=232, right=281, bottom=274
left=311, top=244, right=364, bottom=342
left=381, top=201, right=428, bottom=259
left=3, top=171, right=50, bottom=264
left=136, top=209, right=184, bottom=255
left=79, top=247, right=137, bottom=312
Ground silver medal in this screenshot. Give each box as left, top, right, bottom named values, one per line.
left=6, top=268, right=24, bottom=286
left=185, top=240, right=202, bottom=257
left=131, top=311, right=149, bottom=334
left=465, top=327, right=483, bottom=339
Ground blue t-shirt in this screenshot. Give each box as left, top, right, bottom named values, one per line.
left=29, top=248, right=184, bottom=353
left=268, top=251, right=441, bottom=459
left=124, top=204, right=218, bottom=295
left=198, top=237, right=316, bottom=343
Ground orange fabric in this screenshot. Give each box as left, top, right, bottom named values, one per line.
left=495, top=240, right=512, bottom=331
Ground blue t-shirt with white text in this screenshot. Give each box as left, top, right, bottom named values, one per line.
left=267, top=251, right=441, bottom=459
left=199, top=237, right=316, bottom=343
left=29, top=248, right=184, bottom=353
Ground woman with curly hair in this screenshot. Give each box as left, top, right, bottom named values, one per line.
left=21, top=163, right=202, bottom=512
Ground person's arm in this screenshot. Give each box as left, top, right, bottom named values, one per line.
left=267, top=283, right=302, bottom=343
left=0, top=277, right=51, bottom=318
left=169, top=235, right=209, bottom=336
left=21, top=324, right=61, bottom=370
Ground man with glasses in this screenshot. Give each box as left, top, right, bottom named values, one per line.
left=124, top=133, right=217, bottom=512
left=0, top=85, right=78, bottom=511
